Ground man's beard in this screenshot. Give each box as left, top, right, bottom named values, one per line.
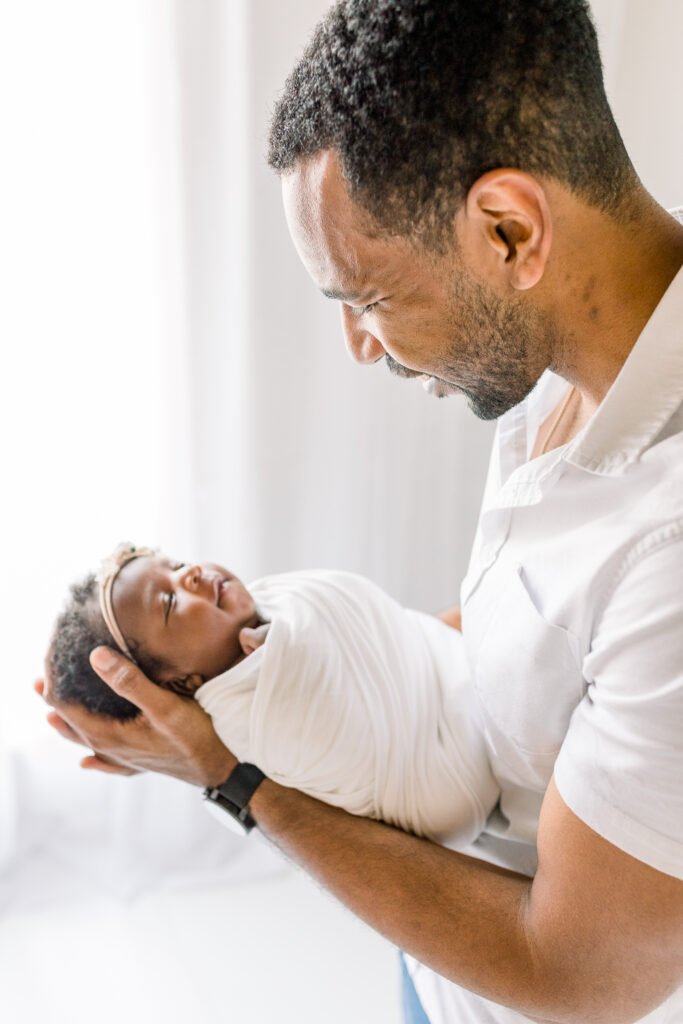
left=385, top=270, right=555, bottom=421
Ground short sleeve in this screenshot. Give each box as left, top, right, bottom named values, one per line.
left=554, top=530, right=683, bottom=879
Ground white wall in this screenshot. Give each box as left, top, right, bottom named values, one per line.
left=590, top=0, right=683, bottom=208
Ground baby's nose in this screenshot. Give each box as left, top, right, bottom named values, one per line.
left=182, top=565, right=202, bottom=588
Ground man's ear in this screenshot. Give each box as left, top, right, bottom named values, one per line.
left=460, top=169, right=552, bottom=291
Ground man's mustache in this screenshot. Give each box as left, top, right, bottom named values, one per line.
left=384, top=353, right=421, bottom=379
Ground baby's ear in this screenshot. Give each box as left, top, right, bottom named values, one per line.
left=239, top=623, right=270, bottom=656
left=165, top=673, right=204, bottom=697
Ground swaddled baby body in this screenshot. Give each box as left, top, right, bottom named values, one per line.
left=48, top=544, right=498, bottom=847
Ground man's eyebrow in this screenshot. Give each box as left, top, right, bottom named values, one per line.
left=321, top=287, right=373, bottom=303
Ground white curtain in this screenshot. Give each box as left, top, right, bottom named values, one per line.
left=0, top=0, right=286, bottom=910
left=171, top=0, right=495, bottom=603
left=0, top=0, right=493, bottom=895
left=0, top=1, right=681, bottom=1021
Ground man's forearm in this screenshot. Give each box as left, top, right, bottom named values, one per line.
left=251, top=779, right=681, bottom=1024
left=251, top=780, right=550, bottom=1019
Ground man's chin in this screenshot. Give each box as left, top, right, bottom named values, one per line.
left=465, top=380, right=539, bottom=421
left=421, top=375, right=508, bottom=416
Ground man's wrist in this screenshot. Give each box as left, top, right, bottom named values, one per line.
left=203, top=753, right=238, bottom=789
left=203, top=761, right=266, bottom=834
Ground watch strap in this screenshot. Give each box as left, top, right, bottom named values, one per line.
left=204, top=762, right=265, bottom=833
left=217, top=762, right=265, bottom=807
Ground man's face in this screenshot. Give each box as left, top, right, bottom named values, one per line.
left=113, top=556, right=259, bottom=686
left=282, top=150, right=552, bottom=420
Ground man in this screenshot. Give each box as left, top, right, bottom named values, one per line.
left=39, top=2, right=683, bottom=1021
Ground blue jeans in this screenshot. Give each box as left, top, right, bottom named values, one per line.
left=400, top=952, right=430, bottom=1024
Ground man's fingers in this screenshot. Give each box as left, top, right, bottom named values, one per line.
left=36, top=674, right=58, bottom=708
left=46, top=711, right=86, bottom=745
left=36, top=647, right=228, bottom=785
left=80, top=754, right=140, bottom=776
left=89, top=647, right=180, bottom=724
left=436, top=605, right=462, bottom=631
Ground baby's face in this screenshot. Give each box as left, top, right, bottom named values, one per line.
left=112, top=555, right=258, bottom=686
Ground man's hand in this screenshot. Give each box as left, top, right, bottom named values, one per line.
left=37, top=647, right=236, bottom=787
left=437, top=604, right=462, bottom=631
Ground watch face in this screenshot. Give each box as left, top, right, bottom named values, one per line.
left=203, top=794, right=249, bottom=835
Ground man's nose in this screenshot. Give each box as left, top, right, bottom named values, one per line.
left=340, top=306, right=386, bottom=365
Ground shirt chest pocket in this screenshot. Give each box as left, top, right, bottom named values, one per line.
left=464, top=564, right=585, bottom=781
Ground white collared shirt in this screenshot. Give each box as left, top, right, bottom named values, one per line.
left=411, top=209, right=683, bottom=1024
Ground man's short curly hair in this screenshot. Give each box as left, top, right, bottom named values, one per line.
left=268, top=0, right=636, bottom=243
left=47, top=574, right=163, bottom=721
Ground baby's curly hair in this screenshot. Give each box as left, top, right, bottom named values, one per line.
left=268, top=0, right=637, bottom=246
left=47, top=574, right=163, bottom=721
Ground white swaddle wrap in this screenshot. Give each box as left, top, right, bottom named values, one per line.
left=195, top=571, right=498, bottom=846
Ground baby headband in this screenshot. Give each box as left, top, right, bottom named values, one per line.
left=96, top=542, right=157, bottom=661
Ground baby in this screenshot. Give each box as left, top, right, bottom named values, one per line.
left=49, top=543, right=499, bottom=847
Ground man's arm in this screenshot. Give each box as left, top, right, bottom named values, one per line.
left=251, top=776, right=682, bottom=1024
left=436, top=604, right=462, bottom=630
left=39, top=650, right=683, bottom=1024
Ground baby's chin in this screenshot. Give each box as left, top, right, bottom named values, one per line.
left=160, top=609, right=267, bottom=694
left=158, top=655, right=236, bottom=695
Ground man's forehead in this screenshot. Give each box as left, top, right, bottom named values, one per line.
left=282, top=149, right=347, bottom=224
left=283, top=154, right=356, bottom=258
left=282, top=150, right=405, bottom=296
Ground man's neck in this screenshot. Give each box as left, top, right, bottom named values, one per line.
left=542, top=187, right=683, bottom=416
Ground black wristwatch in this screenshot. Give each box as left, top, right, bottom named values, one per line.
left=203, top=762, right=266, bottom=834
